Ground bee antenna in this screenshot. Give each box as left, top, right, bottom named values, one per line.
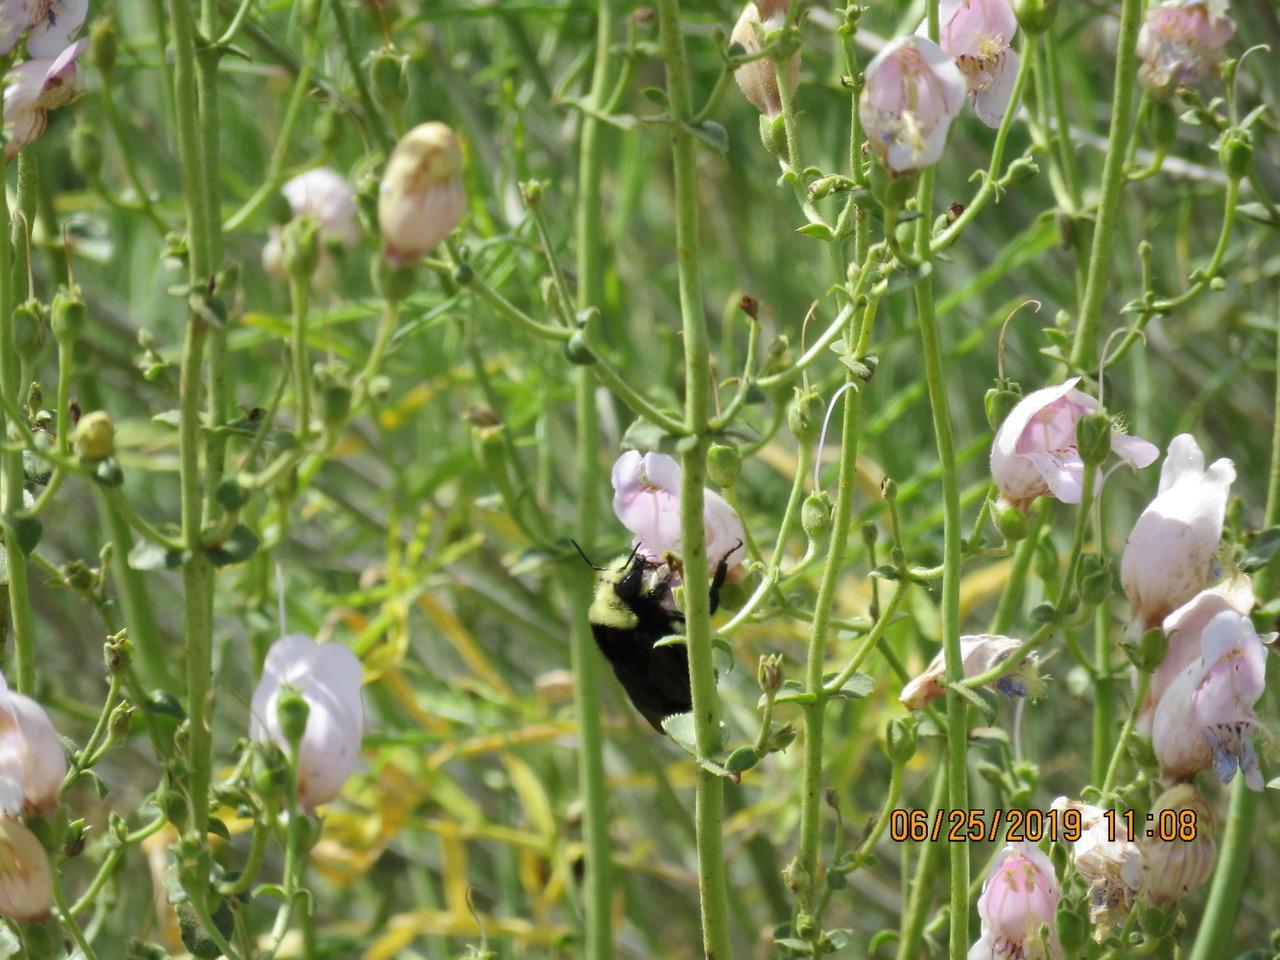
left=570, top=539, right=603, bottom=571
left=626, top=541, right=643, bottom=564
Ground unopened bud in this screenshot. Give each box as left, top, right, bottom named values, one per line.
left=90, top=19, right=118, bottom=74
left=562, top=331, right=595, bottom=366
left=995, top=503, right=1028, bottom=541
left=732, top=1, right=798, bottom=117
left=1139, top=785, right=1215, bottom=905
left=315, top=362, right=353, bottom=427
left=282, top=217, right=321, bottom=279
left=1014, top=0, right=1057, bottom=34
left=984, top=382, right=1022, bottom=431
left=787, top=388, right=824, bottom=441
left=276, top=689, right=310, bottom=751
left=801, top=491, right=832, bottom=539
left=883, top=716, right=918, bottom=765
left=370, top=47, right=409, bottom=110
left=707, top=444, right=742, bottom=488
left=1219, top=130, right=1253, bottom=181
left=1075, top=409, right=1112, bottom=467
left=73, top=411, right=115, bottom=461
left=71, top=122, right=103, bottom=182
left=13, top=299, right=46, bottom=362
left=757, top=653, right=784, bottom=695
left=51, top=286, right=88, bottom=343
left=758, top=112, right=787, bottom=156
left=1004, top=155, right=1039, bottom=185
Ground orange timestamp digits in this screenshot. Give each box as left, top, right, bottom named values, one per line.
left=888, top=808, right=1086, bottom=843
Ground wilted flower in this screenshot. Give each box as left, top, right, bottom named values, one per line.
left=0, top=817, right=52, bottom=922
left=378, top=121, right=466, bottom=265
left=923, top=0, right=1020, bottom=126
left=0, top=671, right=67, bottom=816
left=264, top=167, right=361, bottom=277
left=970, top=841, right=1062, bottom=960
left=1136, top=576, right=1253, bottom=736
left=1151, top=605, right=1268, bottom=789
left=731, top=0, right=798, bottom=116
left=859, top=35, right=966, bottom=174
left=1050, top=798, right=1142, bottom=938
left=990, top=378, right=1158, bottom=514
left=250, top=635, right=365, bottom=811
left=1121, top=434, right=1234, bottom=636
left=1137, top=0, right=1234, bottom=96
left=1138, top=785, right=1215, bottom=905
left=901, top=634, right=1027, bottom=709
left=4, top=39, right=87, bottom=160
left=610, top=450, right=746, bottom=577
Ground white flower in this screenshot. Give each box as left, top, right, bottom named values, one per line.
left=859, top=35, right=967, bottom=174
left=1050, top=798, right=1142, bottom=938
left=0, top=671, right=66, bottom=816
left=0, top=817, right=52, bottom=922
left=1121, top=434, right=1234, bottom=635
left=900, top=634, right=1026, bottom=709
left=1138, top=785, right=1216, bottom=905
left=923, top=0, right=1021, bottom=127
left=250, top=635, right=364, bottom=811
left=378, top=122, right=466, bottom=265
left=25, top=0, right=88, bottom=58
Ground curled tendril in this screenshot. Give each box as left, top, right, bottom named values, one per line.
left=815, top=380, right=858, bottom=493
left=996, top=299, right=1041, bottom=382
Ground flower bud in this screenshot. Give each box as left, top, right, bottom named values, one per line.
left=757, top=653, right=783, bottom=695
left=378, top=122, right=467, bottom=265
left=984, top=382, right=1022, bottom=431
left=275, top=688, right=310, bottom=751
left=1014, top=0, right=1057, bottom=34
left=51, top=286, right=88, bottom=343
left=1077, top=554, right=1110, bottom=606
left=1218, top=129, right=1253, bottom=181
left=314, top=362, right=353, bottom=428
left=1148, top=98, right=1178, bottom=152
left=995, top=504, right=1028, bottom=542
left=372, top=258, right=419, bottom=303
left=883, top=716, right=918, bottom=765
left=370, top=47, right=409, bottom=110
left=281, top=217, right=321, bottom=279
left=1075, top=409, right=1113, bottom=467
left=801, top=491, right=832, bottom=539
left=0, top=817, right=53, bottom=922
left=787, top=388, right=824, bottom=441
left=758, top=112, right=788, bottom=156
left=73, top=411, right=115, bottom=462
left=707, top=444, right=742, bottom=488
left=1139, top=785, right=1215, bottom=905
left=731, top=0, right=798, bottom=117
left=12, top=300, right=46, bottom=363
left=1003, top=155, right=1039, bottom=185
left=90, top=19, right=118, bottom=75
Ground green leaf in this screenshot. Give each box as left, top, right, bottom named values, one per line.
left=146, top=690, right=185, bottom=720
left=205, top=524, right=261, bottom=567
left=1237, top=202, right=1280, bottom=229
left=795, top=222, right=834, bottom=241
left=619, top=417, right=683, bottom=455
left=207, top=817, right=232, bottom=841
left=1242, top=526, right=1280, bottom=572
left=827, top=672, right=875, bottom=700
left=688, top=119, right=728, bottom=154
left=10, top=515, right=41, bottom=555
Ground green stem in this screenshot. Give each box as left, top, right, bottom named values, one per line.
left=895, top=768, right=947, bottom=960
left=1100, top=669, right=1149, bottom=795
left=989, top=504, right=1047, bottom=634
left=913, top=144, right=969, bottom=956
left=1068, top=0, right=1143, bottom=368
left=654, top=2, right=732, bottom=956
left=290, top=274, right=313, bottom=441
left=329, top=0, right=394, bottom=154
left=571, top=3, right=616, bottom=957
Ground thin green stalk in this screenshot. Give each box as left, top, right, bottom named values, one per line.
left=329, top=0, right=394, bottom=154
left=290, top=275, right=313, bottom=441
left=1100, top=670, right=1149, bottom=794
left=571, top=2, right=616, bottom=957
left=654, top=2, right=732, bottom=956
left=895, top=768, right=947, bottom=960
left=989, top=504, right=1047, bottom=634
left=913, top=129, right=969, bottom=957
left=798, top=381, right=861, bottom=904
left=1068, top=0, right=1143, bottom=368
left=1188, top=297, right=1280, bottom=958
left=1091, top=499, right=1112, bottom=786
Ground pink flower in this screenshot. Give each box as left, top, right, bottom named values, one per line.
left=859, top=35, right=967, bottom=174
left=1137, top=0, right=1235, bottom=96
left=0, top=0, right=31, bottom=57
left=264, top=167, right=361, bottom=277
left=610, top=451, right=746, bottom=576
left=250, top=635, right=365, bottom=811
left=970, top=842, right=1062, bottom=960
left=3, top=38, right=86, bottom=160
left=1151, top=607, right=1268, bottom=790
left=900, top=634, right=1025, bottom=709
left=0, top=671, right=67, bottom=817
left=920, top=0, right=1020, bottom=127
left=989, top=378, right=1158, bottom=513
left=1135, top=576, right=1253, bottom=737
left=1121, top=434, right=1234, bottom=636
left=731, top=1, right=798, bottom=116
left=25, top=0, right=88, bottom=58
left=0, top=817, right=52, bottom=922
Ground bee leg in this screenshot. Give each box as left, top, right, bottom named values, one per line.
left=708, top=539, right=743, bottom=615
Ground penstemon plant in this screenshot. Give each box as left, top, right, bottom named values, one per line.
left=0, top=0, right=1275, bottom=958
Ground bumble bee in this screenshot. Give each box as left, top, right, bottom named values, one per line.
left=584, top=544, right=737, bottom=733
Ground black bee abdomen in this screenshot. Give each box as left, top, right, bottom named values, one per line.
left=591, top=622, right=692, bottom=733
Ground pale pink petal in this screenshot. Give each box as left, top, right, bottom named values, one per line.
left=25, top=0, right=88, bottom=58
left=972, top=48, right=1019, bottom=127
left=1025, top=449, right=1085, bottom=503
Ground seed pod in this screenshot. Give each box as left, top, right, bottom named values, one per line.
left=73, top=411, right=115, bottom=462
